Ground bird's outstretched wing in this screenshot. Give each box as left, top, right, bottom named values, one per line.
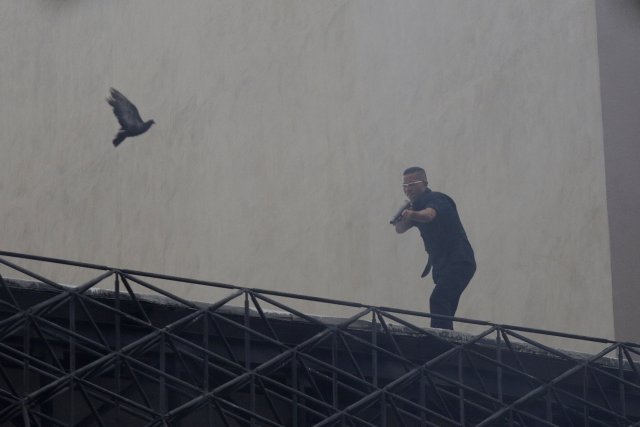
left=107, top=87, right=144, bottom=129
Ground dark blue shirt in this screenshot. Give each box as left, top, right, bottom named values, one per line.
left=411, top=189, right=475, bottom=277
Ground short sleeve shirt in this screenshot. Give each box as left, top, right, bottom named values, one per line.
left=411, top=189, right=475, bottom=273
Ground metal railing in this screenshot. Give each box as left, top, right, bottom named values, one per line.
left=0, top=251, right=639, bottom=426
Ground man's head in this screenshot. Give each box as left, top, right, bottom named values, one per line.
left=402, top=166, right=428, bottom=201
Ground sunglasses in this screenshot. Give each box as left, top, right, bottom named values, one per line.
left=402, top=180, right=424, bottom=189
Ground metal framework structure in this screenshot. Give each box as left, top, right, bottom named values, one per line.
left=0, top=251, right=639, bottom=426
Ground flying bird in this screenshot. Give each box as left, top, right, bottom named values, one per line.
left=106, top=88, right=155, bottom=147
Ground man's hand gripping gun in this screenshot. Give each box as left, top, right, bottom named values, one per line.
left=390, top=201, right=412, bottom=225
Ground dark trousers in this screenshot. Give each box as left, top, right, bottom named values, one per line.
left=429, top=262, right=476, bottom=330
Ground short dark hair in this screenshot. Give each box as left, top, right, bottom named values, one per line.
left=403, top=166, right=426, bottom=176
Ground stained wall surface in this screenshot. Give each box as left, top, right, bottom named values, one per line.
left=0, top=1, right=613, bottom=346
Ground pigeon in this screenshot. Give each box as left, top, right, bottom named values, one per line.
left=106, top=88, right=155, bottom=147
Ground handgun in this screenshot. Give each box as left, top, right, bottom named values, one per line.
left=390, top=201, right=412, bottom=225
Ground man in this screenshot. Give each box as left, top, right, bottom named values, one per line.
left=393, top=167, right=476, bottom=330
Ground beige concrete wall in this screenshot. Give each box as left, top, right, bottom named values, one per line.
left=0, top=1, right=613, bottom=345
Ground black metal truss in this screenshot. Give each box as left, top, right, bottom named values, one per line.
left=1, top=251, right=639, bottom=426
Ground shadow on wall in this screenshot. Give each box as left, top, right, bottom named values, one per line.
left=622, top=0, right=640, bottom=20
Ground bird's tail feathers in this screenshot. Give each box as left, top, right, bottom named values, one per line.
left=113, top=132, right=126, bottom=147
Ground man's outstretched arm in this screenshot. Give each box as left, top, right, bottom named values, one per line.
left=395, top=207, right=438, bottom=233
left=394, top=215, right=413, bottom=233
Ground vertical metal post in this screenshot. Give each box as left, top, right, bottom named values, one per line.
left=583, top=366, right=589, bottom=427
left=332, top=332, right=338, bottom=408
left=496, top=331, right=503, bottom=404
left=115, top=274, right=122, bottom=423
left=618, top=346, right=626, bottom=418
left=372, top=313, right=378, bottom=388
left=160, top=332, right=166, bottom=416
left=244, top=292, right=250, bottom=371
left=22, top=317, right=31, bottom=422
left=292, top=353, right=298, bottom=427
left=458, top=350, right=465, bottom=426
left=204, top=313, right=211, bottom=425
left=23, top=315, right=30, bottom=399
left=419, top=371, right=426, bottom=427
left=250, top=373, right=256, bottom=427
left=22, top=402, right=31, bottom=427
left=381, top=391, right=387, bottom=427
left=70, top=295, right=76, bottom=426
left=244, top=292, right=255, bottom=427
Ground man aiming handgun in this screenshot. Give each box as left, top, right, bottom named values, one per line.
left=392, top=167, right=476, bottom=330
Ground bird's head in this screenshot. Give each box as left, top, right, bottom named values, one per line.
left=148, top=120, right=156, bottom=127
